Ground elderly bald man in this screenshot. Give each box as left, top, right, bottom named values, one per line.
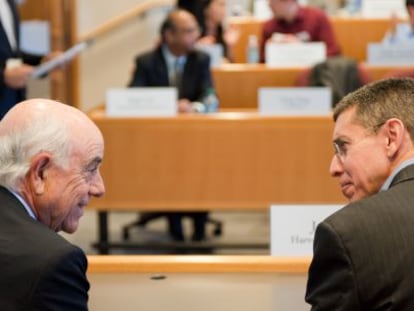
left=0, top=99, right=105, bottom=310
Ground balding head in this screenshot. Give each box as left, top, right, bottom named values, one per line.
left=0, top=98, right=97, bottom=136
left=160, top=9, right=200, bottom=56
left=0, top=99, right=105, bottom=233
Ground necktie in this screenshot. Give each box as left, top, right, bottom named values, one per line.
left=171, top=58, right=182, bottom=87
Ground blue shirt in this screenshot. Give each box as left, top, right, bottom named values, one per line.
left=382, top=23, right=414, bottom=45
left=8, top=189, right=37, bottom=220
left=381, top=158, right=414, bottom=191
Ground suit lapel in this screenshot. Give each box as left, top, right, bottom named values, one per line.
left=0, top=0, right=18, bottom=54
left=155, top=47, right=169, bottom=86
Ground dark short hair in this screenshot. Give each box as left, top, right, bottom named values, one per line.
left=407, top=0, right=414, bottom=6
left=160, top=11, right=177, bottom=40
left=333, top=78, right=414, bottom=141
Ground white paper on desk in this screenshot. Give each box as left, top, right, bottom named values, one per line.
left=361, top=0, right=406, bottom=18
left=259, top=87, right=331, bottom=116
left=265, top=42, right=326, bottom=68
left=31, top=41, right=90, bottom=78
left=20, top=21, right=50, bottom=55
left=367, top=43, right=414, bottom=65
left=106, top=87, right=177, bottom=117
left=270, top=204, right=342, bottom=256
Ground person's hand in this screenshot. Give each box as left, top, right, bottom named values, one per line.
left=197, top=35, right=216, bottom=45
left=4, top=64, right=34, bottom=88
left=388, top=12, right=399, bottom=40
left=42, top=51, right=62, bottom=63
left=177, top=99, right=193, bottom=113
left=223, top=25, right=240, bottom=47
left=271, top=33, right=300, bottom=43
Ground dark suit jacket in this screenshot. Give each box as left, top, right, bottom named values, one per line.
left=128, top=46, right=212, bottom=102
left=0, top=0, right=42, bottom=119
left=0, top=186, right=89, bottom=311
left=306, top=164, right=414, bottom=310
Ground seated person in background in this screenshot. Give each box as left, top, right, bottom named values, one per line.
left=128, top=9, right=211, bottom=242
left=129, top=9, right=213, bottom=114
left=177, top=0, right=200, bottom=13
left=260, top=0, right=341, bottom=62
left=382, top=0, right=414, bottom=45
left=191, top=0, right=240, bottom=62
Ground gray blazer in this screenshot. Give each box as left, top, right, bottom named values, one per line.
left=306, top=164, right=414, bottom=310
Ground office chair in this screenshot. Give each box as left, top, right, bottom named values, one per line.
left=122, top=212, right=223, bottom=241
left=295, top=56, right=372, bottom=107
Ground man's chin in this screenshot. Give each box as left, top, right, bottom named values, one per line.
left=61, top=221, right=80, bottom=234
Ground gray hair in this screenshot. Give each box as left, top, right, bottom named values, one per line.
left=0, top=117, right=70, bottom=190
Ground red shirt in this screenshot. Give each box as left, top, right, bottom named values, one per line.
left=260, top=6, right=341, bottom=62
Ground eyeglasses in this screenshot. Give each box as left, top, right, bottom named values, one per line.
left=333, top=122, right=385, bottom=163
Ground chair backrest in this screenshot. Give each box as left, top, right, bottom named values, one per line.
left=307, top=56, right=364, bottom=107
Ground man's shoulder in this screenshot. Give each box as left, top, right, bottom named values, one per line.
left=135, top=47, right=162, bottom=64
left=262, top=18, right=276, bottom=31
left=301, top=5, right=329, bottom=21
left=324, top=184, right=414, bottom=230
left=188, top=49, right=210, bottom=62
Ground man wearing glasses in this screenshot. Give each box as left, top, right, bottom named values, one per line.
left=306, top=78, right=414, bottom=310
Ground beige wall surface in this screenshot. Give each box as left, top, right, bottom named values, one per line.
left=76, top=0, right=172, bottom=111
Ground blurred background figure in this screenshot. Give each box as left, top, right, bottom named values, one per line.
left=127, top=9, right=212, bottom=242
left=260, top=0, right=341, bottom=62
left=178, top=0, right=240, bottom=62
left=0, top=0, right=60, bottom=119
left=194, top=0, right=240, bottom=62
left=382, top=0, right=414, bottom=45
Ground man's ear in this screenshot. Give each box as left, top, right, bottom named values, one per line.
left=29, top=152, right=52, bottom=195
left=164, top=29, right=174, bottom=44
left=383, top=118, right=405, bottom=158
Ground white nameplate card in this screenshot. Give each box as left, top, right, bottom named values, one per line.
left=106, top=87, right=177, bottom=117
left=367, top=43, right=414, bottom=65
left=265, top=42, right=326, bottom=67
left=259, top=87, right=331, bottom=116
left=361, top=0, right=406, bottom=18
left=270, top=204, right=343, bottom=257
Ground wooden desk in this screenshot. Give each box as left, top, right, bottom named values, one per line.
left=88, top=255, right=310, bottom=273
left=212, top=64, right=414, bottom=108
left=90, top=111, right=342, bottom=210
left=88, top=111, right=343, bottom=253
left=230, top=17, right=391, bottom=63
left=87, top=255, right=310, bottom=311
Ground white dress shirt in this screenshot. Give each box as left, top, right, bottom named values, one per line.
left=0, top=0, right=17, bottom=50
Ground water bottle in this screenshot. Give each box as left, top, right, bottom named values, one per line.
left=203, top=88, right=219, bottom=113
left=247, top=34, right=259, bottom=64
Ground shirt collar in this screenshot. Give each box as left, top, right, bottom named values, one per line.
left=8, top=188, right=37, bottom=220
left=162, top=45, right=187, bottom=68
left=381, top=158, right=414, bottom=191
